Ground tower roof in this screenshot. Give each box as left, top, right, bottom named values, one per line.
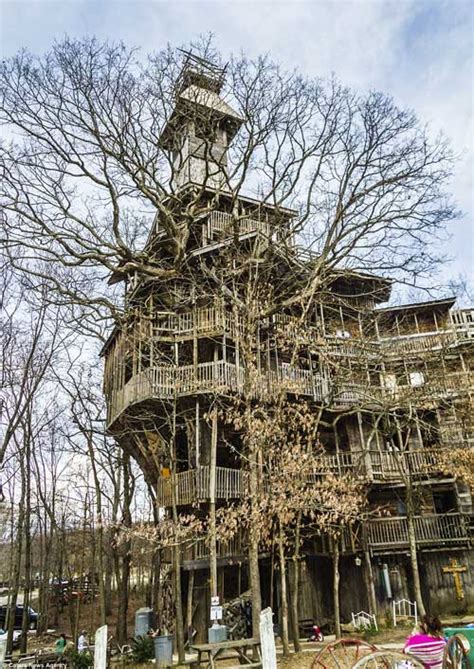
left=159, top=54, right=244, bottom=150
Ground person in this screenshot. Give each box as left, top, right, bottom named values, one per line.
left=55, top=633, right=67, bottom=657
left=404, top=614, right=446, bottom=669
left=77, top=630, right=88, bottom=654
left=308, top=623, right=324, bottom=642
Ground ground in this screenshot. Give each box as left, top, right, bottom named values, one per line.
left=7, top=591, right=474, bottom=669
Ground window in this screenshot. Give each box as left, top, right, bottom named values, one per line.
left=409, top=371, right=425, bottom=387
left=336, top=329, right=351, bottom=339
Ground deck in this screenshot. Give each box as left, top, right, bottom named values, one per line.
left=156, top=466, right=245, bottom=506
left=366, top=513, right=471, bottom=552
left=156, top=448, right=456, bottom=507
left=163, top=513, right=471, bottom=565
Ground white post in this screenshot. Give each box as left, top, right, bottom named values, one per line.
left=94, top=625, right=108, bottom=669
left=259, top=608, right=277, bottom=669
left=393, top=600, right=396, bottom=627
left=0, top=640, right=7, bottom=669
left=413, top=601, right=418, bottom=627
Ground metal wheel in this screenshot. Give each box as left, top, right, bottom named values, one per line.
left=352, top=650, right=427, bottom=668
left=443, top=635, right=472, bottom=669
left=311, top=638, right=378, bottom=669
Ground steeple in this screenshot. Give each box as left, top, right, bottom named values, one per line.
left=159, top=52, right=243, bottom=191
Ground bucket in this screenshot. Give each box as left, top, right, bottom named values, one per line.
left=135, top=607, right=155, bottom=638
left=153, top=634, right=173, bottom=668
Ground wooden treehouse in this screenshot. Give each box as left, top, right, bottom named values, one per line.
left=102, top=53, right=474, bottom=636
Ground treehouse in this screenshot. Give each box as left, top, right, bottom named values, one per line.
left=102, top=53, right=474, bottom=636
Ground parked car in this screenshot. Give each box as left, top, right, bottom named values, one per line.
left=0, top=605, right=39, bottom=631
left=0, top=629, right=23, bottom=648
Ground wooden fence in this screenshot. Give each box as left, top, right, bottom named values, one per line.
left=203, top=211, right=272, bottom=245
left=156, top=466, right=246, bottom=507
left=366, top=513, right=469, bottom=550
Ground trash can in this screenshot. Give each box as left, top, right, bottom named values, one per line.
left=135, top=607, right=155, bottom=638
left=208, top=623, right=228, bottom=643
left=154, top=634, right=173, bottom=668
left=444, top=627, right=474, bottom=664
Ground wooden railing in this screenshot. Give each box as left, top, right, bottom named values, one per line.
left=368, top=448, right=445, bottom=479
left=451, top=309, right=474, bottom=339
left=106, top=359, right=471, bottom=426
left=310, top=448, right=450, bottom=481
left=157, top=448, right=454, bottom=509
left=366, top=513, right=470, bottom=549
left=156, top=466, right=245, bottom=507
left=179, top=531, right=246, bottom=563
left=203, top=211, right=272, bottom=245
left=393, top=372, right=472, bottom=399
left=311, top=451, right=364, bottom=477
left=378, top=331, right=457, bottom=356
left=106, top=362, right=332, bottom=425
left=152, top=305, right=232, bottom=338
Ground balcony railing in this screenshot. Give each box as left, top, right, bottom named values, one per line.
left=367, top=448, right=447, bottom=480
left=203, top=211, right=272, bottom=245
left=379, top=331, right=457, bottom=356
left=152, top=304, right=234, bottom=338
left=156, top=466, right=246, bottom=507
left=309, top=448, right=451, bottom=482
left=451, top=309, right=474, bottom=340
left=366, top=513, right=470, bottom=550
left=106, top=361, right=331, bottom=425
left=164, top=531, right=247, bottom=565
left=166, top=514, right=470, bottom=563
left=393, top=372, right=472, bottom=400
left=156, top=449, right=455, bottom=509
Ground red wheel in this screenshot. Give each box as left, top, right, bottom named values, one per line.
left=311, top=638, right=379, bottom=669
left=352, top=650, right=427, bottom=668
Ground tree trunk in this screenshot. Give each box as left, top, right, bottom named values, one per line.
left=209, top=410, right=218, bottom=600
left=248, top=445, right=262, bottom=640
left=171, top=400, right=185, bottom=662
left=277, top=524, right=290, bottom=656
left=363, top=550, right=377, bottom=615
left=186, top=570, right=195, bottom=644
left=332, top=539, right=341, bottom=639
left=290, top=514, right=301, bottom=652
left=406, top=485, right=426, bottom=616
left=20, top=428, right=32, bottom=654
left=7, top=496, right=24, bottom=654
left=116, top=454, right=132, bottom=645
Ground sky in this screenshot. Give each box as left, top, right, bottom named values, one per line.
left=1, top=0, right=473, bottom=295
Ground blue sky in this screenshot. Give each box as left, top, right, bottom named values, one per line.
left=1, top=0, right=472, bottom=292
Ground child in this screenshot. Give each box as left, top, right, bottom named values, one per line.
left=55, top=634, right=67, bottom=657
left=404, top=614, right=446, bottom=669
left=308, top=623, right=324, bottom=642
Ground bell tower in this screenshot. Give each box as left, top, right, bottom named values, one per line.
left=159, top=53, right=243, bottom=191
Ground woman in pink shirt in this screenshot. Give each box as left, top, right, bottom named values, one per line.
left=404, top=614, right=446, bottom=669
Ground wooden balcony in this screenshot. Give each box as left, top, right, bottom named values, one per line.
left=156, top=466, right=245, bottom=507
left=163, top=531, right=247, bottom=568
left=203, top=211, right=272, bottom=245
left=393, top=372, right=472, bottom=401
left=451, top=309, right=474, bottom=340
left=157, top=449, right=454, bottom=511
left=311, top=448, right=452, bottom=482
left=368, top=448, right=449, bottom=480
left=107, top=361, right=242, bottom=424
left=152, top=304, right=235, bottom=339
left=379, top=331, right=457, bottom=357
left=366, top=513, right=470, bottom=552
left=106, top=361, right=330, bottom=426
